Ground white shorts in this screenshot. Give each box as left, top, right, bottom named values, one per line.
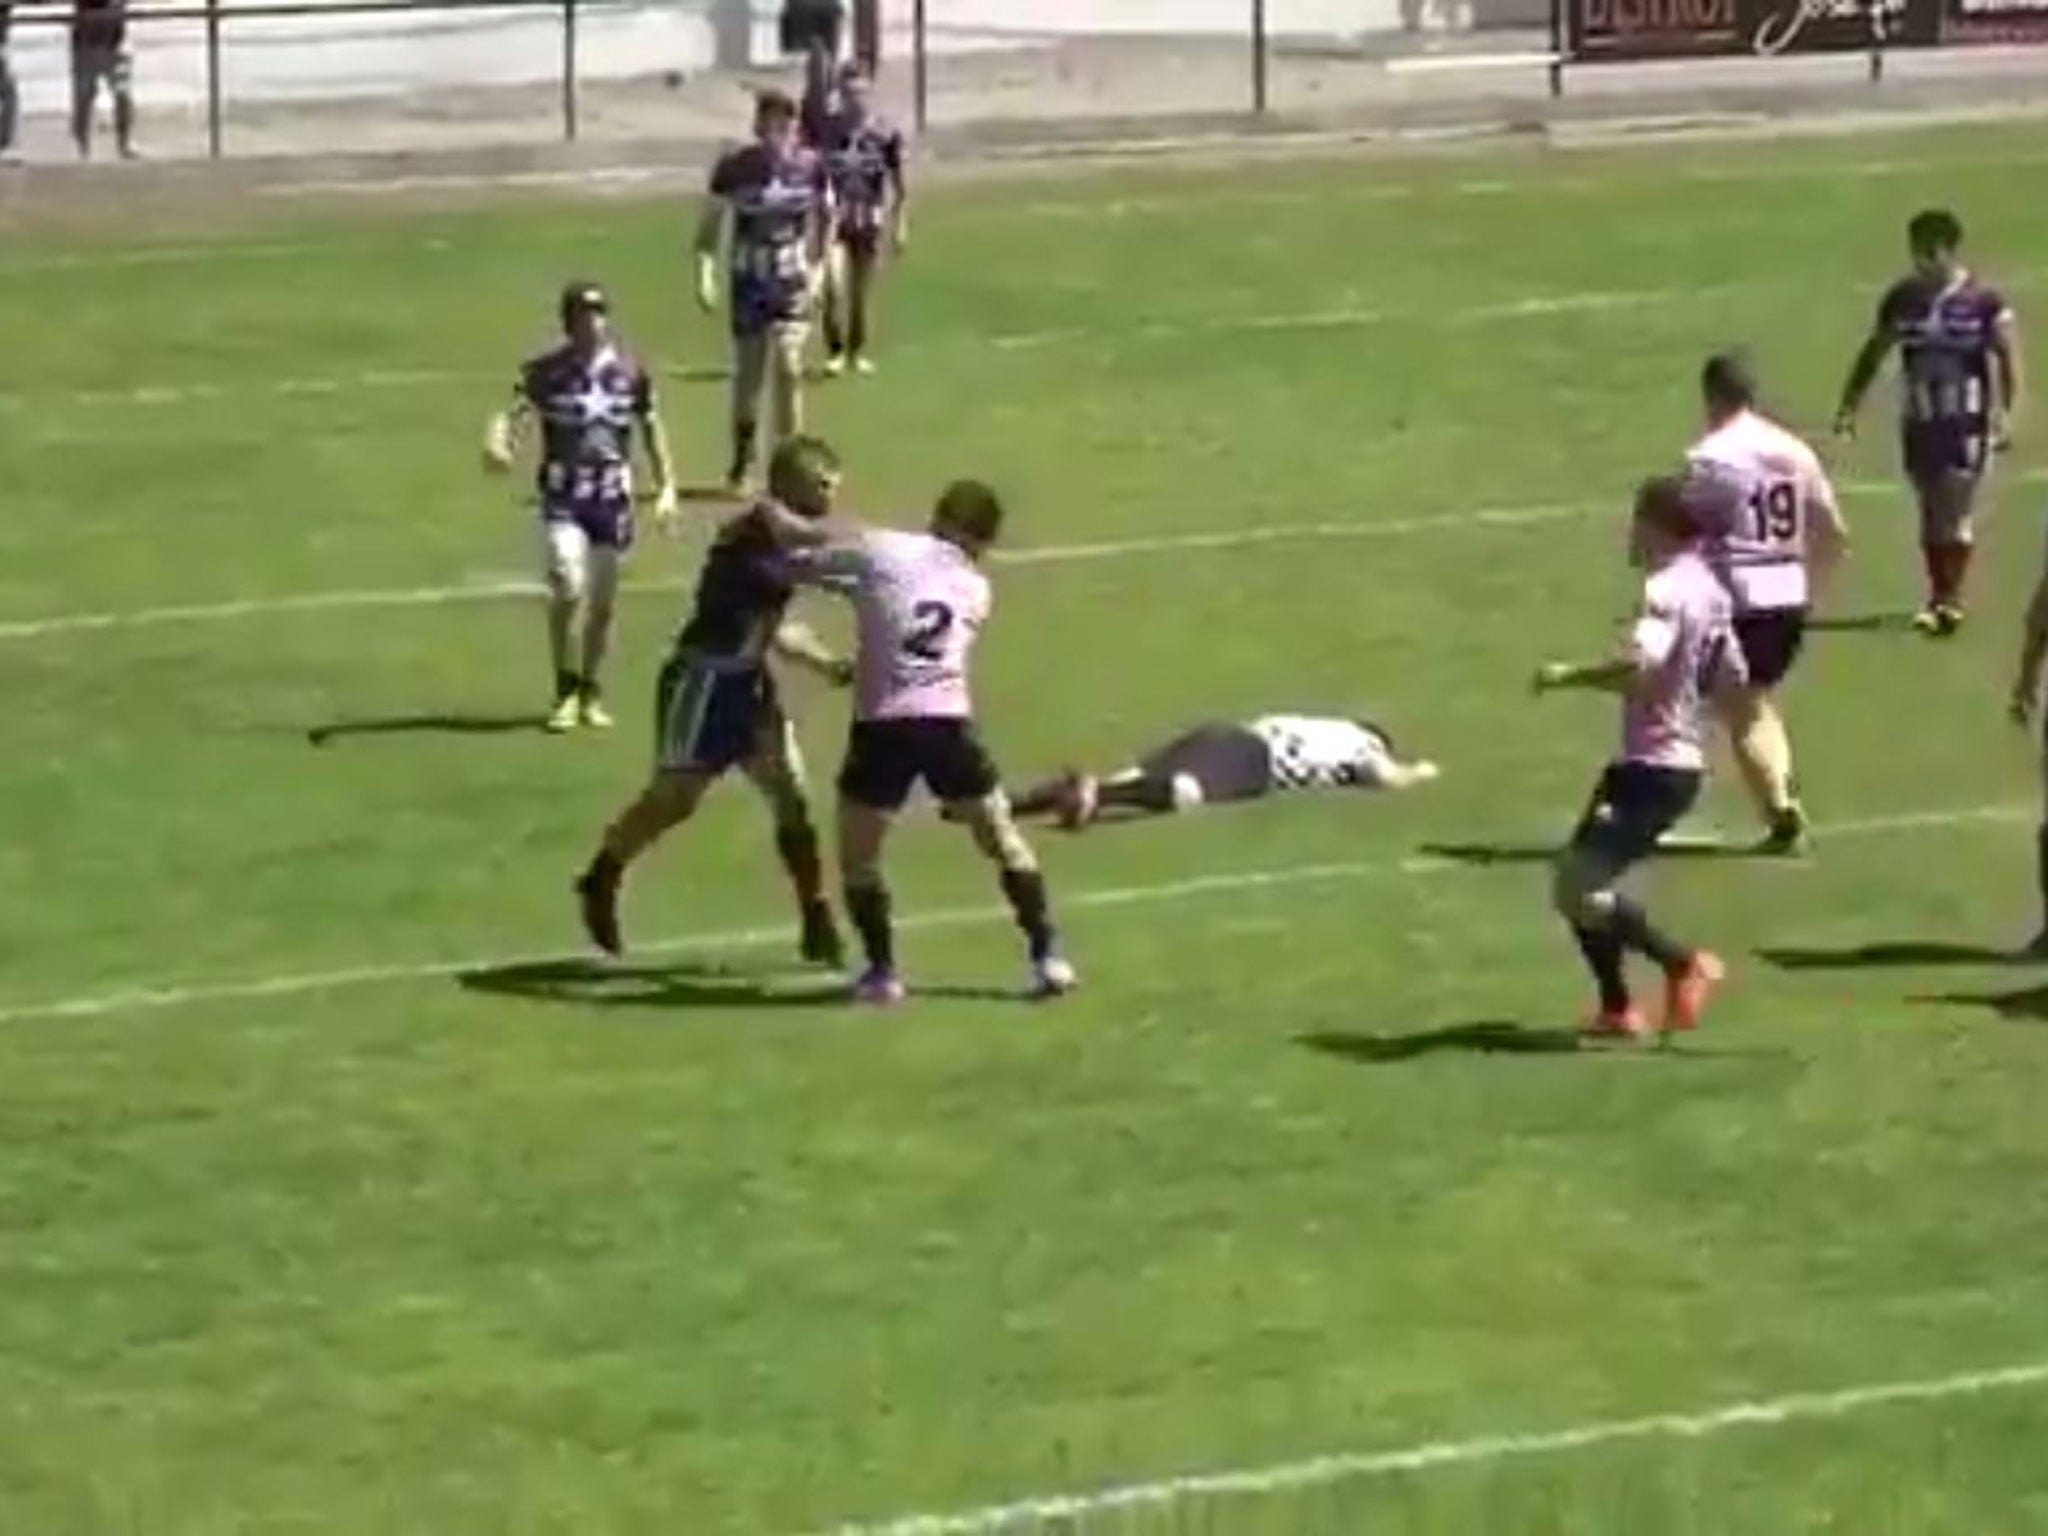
left=542, top=520, right=621, bottom=603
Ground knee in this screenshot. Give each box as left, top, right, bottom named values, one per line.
left=1551, top=856, right=1616, bottom=927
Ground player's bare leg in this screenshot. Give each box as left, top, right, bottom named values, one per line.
left=837, top=798, right=905, bottom=1003
left=727, top=333, right=769, bottom=492
left=1914, top=471, right=1976, bottom=637
left=576, top=547, right=621, bottom=729
left=770, top=321, right=807, bottom=443
left=111, top=61, right=135, bottom=159
left=1553, top=846, right=1720, bottom=1037
left=1716, top=687, right=1805, bottom=852
left=576, top=769, right=715, bottom=955
left=543, top=525, right=591, bottom=732
left=952, top=790, right=1076, bottom=997
left=741, top=725, right=844, bottom=969
left=844, top=247, right=879, bottom=374
left=821, top=245, right=851, bottom=377
left=69, top=61, right=94, bottom=159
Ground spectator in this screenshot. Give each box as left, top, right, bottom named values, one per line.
left=72, top=0, right=136, bottom=160
left=0, top=3, right=18, bottom=163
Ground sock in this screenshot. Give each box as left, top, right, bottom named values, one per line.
left=555, top=668, right=581, bottom=703
left=844, top=880, right=894, bottom=973
left=1571, top=923, right=1631, bottom=1013
left=849, top=301, right=868, bottom=359
left=775, top=822, right=826, bottom=910
left=999, top=868, right=1056, bottom=963
left=1101, top=773, right=1176, bottom=812
left=2036, top=825, right=2048, bottom=931
left=579, top=675, right=602, bottom=703
left=1010, top=777, right=1066, bottom=817
left=1610, top=896, right=1693, bottom=974
left=1921, top=543, right=1944, bottom=607
left=823, top=309, right=845, bottom=358
left=583, top=847, right=622, bottom=886
left=1946, top=543, right=1974, bottom=608
left=728, top=418, right=758, bottom=483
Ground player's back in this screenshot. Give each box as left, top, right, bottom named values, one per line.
left=1246, top=715, right=1384, bottom=788
left=1623, top=552, right=1744, bottom=772
left=840, top=528, right=990, bottom=721
left=676, top=509, right=796, bottom=661
left=1685, top=410, right=1830, bottom=612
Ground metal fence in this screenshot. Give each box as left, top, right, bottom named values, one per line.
left=3, top=0, right=2045, bottom=162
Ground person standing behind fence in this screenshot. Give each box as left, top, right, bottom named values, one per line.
left=0, top=4, right=18, bottom=164
left=71, top=0, right=136, bottom=160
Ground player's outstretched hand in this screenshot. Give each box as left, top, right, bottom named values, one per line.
left=481, top=444, right=513, bottom=475
left=1829, top=406, right=1858, bottom=441
left=1993, top=412, right=2016, bottom=453
left=652, top=482, right=681, bottom=532
left=826, top=658, right=856, bottom=689
left=2010, top=686, right=2035, bottom=729
left=1532, top=662, right=1571, bottom=695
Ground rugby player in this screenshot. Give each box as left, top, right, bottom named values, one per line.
left=2006, top=538, right=2048, bottom=956
left=1682, top=353, right=1848, bottom=854
left=1833, top=208, right=2020, bottom=637
left=760, top=481, right=1076, bottom=1003
left=1007, top=715, right=1439, bottom=830
left=1533, top=475, right=1741, bottom=1038
left=819, top=65, right=906, bottom=378
left=573, top=437, right=851, bottom=967
left=484, top=281, right=679, bottom=734
left=697, top=89, right=832, bottom=494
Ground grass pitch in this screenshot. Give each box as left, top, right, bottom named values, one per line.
left=5, top=126, right=2048, bottom=1534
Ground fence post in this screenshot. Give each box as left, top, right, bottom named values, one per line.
left=913, top=0, right=928, bottom=132
left=205, top=0, right=223, bottom=157
left=1251, top=0, right=1268, bottom=114
left=1548, top=0, right=1566, bottom=98
left=561, top=0, right=580, bottom=141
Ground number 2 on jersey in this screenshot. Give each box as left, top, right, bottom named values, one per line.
left=902, top=600, right=954, bottom=662
left=1746, top=480, right=1799, bottom=544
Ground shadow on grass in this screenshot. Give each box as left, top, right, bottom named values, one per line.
left=1918, top=985, right=2048, bottom=1020
left=1298, top=1022, right=1583, bottom=1062
left=1760, top=941, right=2018, bottom=972
left=459, top=957, right=1029, bottom=1011
left=308, top=712, right=548, bottom=746
left=1419, top=837, right=1747, bottom=868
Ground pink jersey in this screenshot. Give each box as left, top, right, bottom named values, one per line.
left=811, top=528, right=991, bottom=721
left=1683, top=410, right=1837, bottom=612
left=1620, top=550, right=1746, bottom=771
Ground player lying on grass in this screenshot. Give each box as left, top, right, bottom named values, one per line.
left=1004, top=715, right=1440, bottom=831
left=1533, top=474, right=1739, bottom=1040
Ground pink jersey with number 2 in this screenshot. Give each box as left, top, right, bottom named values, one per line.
left=1620, top=549, right=1747, bottom=771
left=817, top=528, right=991, bottom=722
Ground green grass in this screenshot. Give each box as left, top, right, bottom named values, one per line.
left=7, top=125, right=2048, bottom=1534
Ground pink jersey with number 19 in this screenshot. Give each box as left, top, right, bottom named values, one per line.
left=814, top=527, right=991, bottom=721
left=1621, top=549, right=1747, bottom=771
left=1683, top=409, right=1837, bottom=613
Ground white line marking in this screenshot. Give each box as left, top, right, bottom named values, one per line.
left=0, top=801, right=2023, bottom=1029
left=7, top=466, right=2026, bottom=644
left=818, top=1356, right=2048, bottom=1536
left=1386, top=49, right=1562, bottom=72
left=3, top=469, right=2034, bottom=642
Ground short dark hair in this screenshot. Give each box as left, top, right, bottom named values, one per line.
left=756, top=88, right=800, bottom=123
left=1701, top=350, right=1757, bottom=411
left=934, top=480, right=1005, bottom=547
left=768, top=435, right=841, bottom=515
left=1908, top=208, right=1963, bottom=253
left=558, top=279, right=608, bottom=327
left=1634, top=473, right=1699, bottom=541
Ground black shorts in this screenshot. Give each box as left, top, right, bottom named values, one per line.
left=1139, top=723, right=1273, bottom=804
left=1568, top=762, right=1702, bottom=874
left=838, top=718, right=999, bottom=811
left=656, top=653, right=779, bottom=775
left=1733, top=607, right=1807, bottom=691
